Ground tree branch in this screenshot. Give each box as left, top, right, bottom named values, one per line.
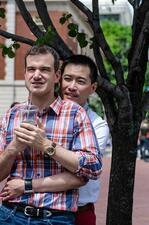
left=90, top=22, right=124, bottom=86
left=93, top=42, right=109, bottom=80
left=127, top=0, right=142, bottom=8
left=97, top=88, right=117, bottom=131
left=126, top=0, right=149, bottom=127
left=0, top=29, right=35, bottom=45
left=70, top=0, right=92, bottom=18
left=15, top=0, right=44, bottom=38
left=92, top=0, right=99, bottom=20
left=127, top=2, right=149, bottom=88
left=70, top=0, right=132, bottom=130
left=71, top=0, right=124, bottom=85
left=34, top=0, right=73, bottom=59
left=34, top=0, right=51, bottom=31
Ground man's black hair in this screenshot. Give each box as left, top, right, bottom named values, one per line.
left=61, top=55, right=98, bottom=83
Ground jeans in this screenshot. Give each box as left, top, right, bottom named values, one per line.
left=0, top=204, right=75, bottom=225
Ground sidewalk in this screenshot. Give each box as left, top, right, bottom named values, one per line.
left=95, top=157, right=149, bottom=225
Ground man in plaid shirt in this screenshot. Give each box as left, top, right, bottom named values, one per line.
left=0, top=45, right=102, bottom=225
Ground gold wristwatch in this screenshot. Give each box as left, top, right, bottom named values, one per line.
left=45, top=142, right=56, bottom=157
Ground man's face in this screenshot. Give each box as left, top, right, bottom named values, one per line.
left=61, top=64, right=97, bottom=106
left=25, top=53, right=60, bottom=98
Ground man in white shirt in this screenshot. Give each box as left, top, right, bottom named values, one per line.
left=61, top=54, right=109, bottom=225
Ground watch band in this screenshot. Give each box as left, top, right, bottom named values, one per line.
left=24, top=178, right=33, bottom=194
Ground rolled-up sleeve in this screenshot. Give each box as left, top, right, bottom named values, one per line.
left=72, top=109, right=102, bottom=180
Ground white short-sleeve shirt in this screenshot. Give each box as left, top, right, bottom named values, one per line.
left=78, top=104, right=109, bottom=206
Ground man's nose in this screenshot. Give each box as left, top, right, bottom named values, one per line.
left=33, top=70, right=41, bottom=79
left=68, top=81, right=77, bottom=90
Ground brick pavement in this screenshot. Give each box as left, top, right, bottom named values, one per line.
left=95, top=157, right=149, bottom=225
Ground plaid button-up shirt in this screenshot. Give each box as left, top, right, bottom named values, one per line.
left=0, top=96, right=102, bottom=211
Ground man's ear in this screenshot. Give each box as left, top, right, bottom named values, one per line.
left=55, top=70, right=61, bottom=84
left=91, top=82, right=98, bottom=94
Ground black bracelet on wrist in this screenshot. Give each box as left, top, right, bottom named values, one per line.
left=24, top=178, right=33, bottom=194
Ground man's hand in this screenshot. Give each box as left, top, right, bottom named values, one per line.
left=14, top=118, right=49, bottom=152
left=0, top=178, right=24, bottom=201
left=10, top=134, right=27, bottom=154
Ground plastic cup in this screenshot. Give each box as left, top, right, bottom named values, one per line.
left=20, top=105, right=38, bottom=126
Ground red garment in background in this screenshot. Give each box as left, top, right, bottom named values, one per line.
left=146, top=132, right=149, bottom=138
left=75, top=204, right=96, bottom=225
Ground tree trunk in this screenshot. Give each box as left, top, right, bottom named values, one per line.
left=107, top=127, right=138, bottom=225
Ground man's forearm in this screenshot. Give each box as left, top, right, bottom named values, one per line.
left=0, top=172, right=86, bottom=202
left=50, top=143, right=102, bottom=180
left=0, top=142, right=18, bottom=181
left=44, top=140, right=79, bottom=173
left=32, top=171, right=86, bottom=193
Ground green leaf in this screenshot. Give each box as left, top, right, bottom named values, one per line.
left=2, top=46, right=8, bottom=56
left=47, top=25, right=55, bottom=35
left=59, top=16, right=66, bottom=25
left=77, top=33, right=86, bottom=42
left=0, top=42, right=19, bottom=58
left=7, top=49, right=15, bottom=58
left=44, top=30, right=55, bottom=44
left=0, top=43, right=5, bottom=49
left=66, top=14, right=72, bottom=20
left=12, top=42, right=20, bottom=49
left=59, top=13, right=72, bottom=24
left=67, top=23, right=78, bottom=32
left=35, top=37, right=44, bottom=45
left=0, top=8, right=5, bottom=18
left=35, top=28, right=55, bottom=46
left=76, top=33, right=88, bottom=48
left=79, top=40, right=88, bottom=48
left=67, top=23, right=78, bottom=37
left=68, top=30, right=77, bottom=37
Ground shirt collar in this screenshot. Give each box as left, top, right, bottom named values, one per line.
left=27, top=96, right=62, bottom=116
left=49, top=96, right=62, bottom=115
left=83, top=102, right=89, bottom=111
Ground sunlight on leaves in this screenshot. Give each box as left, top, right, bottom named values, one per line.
left=0, top=41, right=20, bottom=58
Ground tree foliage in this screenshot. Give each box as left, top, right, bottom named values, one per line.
left=0, top=1, right=149, bottom=225
left=0, top=42, right=20, bottom=58
left=59, top=13, right=89, bottom=48
left=89, top=20, right=133, bottom=115
left=101, top=20, right=149, bottom=90
left=101, top=20, right=132, bottom=82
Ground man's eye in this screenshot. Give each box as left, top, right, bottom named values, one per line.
left=41, top=68, right=49, bottom=72
left=64, top=77, right=72, bottom=82
left=28, top=68, right=35, bottom=72
left=78, top=80, right=86, bottom=85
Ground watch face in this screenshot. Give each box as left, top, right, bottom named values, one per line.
left=46, top=146, right=56, bottom=156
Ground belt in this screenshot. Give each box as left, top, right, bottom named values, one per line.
left=2, top=201, right=73, bottom=219
left=78, top=203, right=94, bottom=212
